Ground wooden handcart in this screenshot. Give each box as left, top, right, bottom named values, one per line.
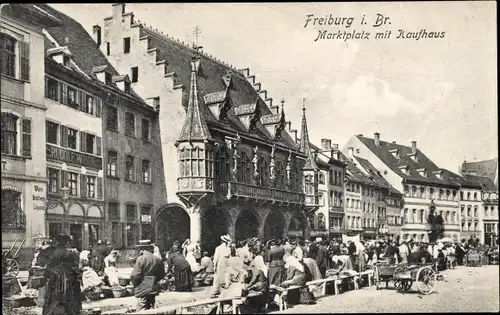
left=369, top=261, right=438, bottom=294
left=2, top=238, right=26, bottom=276
left=392, top=263, right=438, bottom=295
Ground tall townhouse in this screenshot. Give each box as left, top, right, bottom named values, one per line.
left=308, top=139, right=346, bottom=239
left=43, top=56, right=104, bottom=250
left=338, top=151, right=373, bottom=239
left=97, top=3, right=323, bottom=252
left=1, top=4, right=61, bottom=263
left=40, top=4, right=165, bottom=249
left=460, top=158, right=499, bottom=245
left=343, top=133, right=461, bottom=242
left=352, top=155, right=403, bottom=240
left=448, top=173, right=484, bottom=242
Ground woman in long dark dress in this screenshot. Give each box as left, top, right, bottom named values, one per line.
left=43, top=233, right=82, bottom=315
left=266, top=239, right=285, bottom=287
left=167, top=246, right=194, bottom=292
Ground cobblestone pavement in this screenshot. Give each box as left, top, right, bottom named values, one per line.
left=273, top=265, right=500, bottom=313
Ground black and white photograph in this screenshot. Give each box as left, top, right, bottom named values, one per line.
left=1, top=2, right=498, bottom=314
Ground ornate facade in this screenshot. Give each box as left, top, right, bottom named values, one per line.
left=98, top=3, right=322, bottom=253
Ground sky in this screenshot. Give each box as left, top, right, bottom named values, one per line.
left=50, top=2, right=497, bottom=173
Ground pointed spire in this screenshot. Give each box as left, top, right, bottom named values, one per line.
left=177, top=57, right=212, bottom=142
left=299, top=98, right=318, bottom=170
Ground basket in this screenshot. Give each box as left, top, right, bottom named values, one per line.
left=118, top=277, right=130, bottom=286
left=3, top=296, right=36, bottom=308
left=111, top=286, right=127, bottom=298
left=86, top=291, right=102, bottom=301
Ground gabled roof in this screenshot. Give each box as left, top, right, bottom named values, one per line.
left=356, top=135, right=459, bottom=187
left=461, top=158, right=498, bottom=180
left=298, top=105, right=318, bottom=170
left=137, top=26, right=299, bottom=150
left=37, top=4, right=146, bottom=106
left=337, top=151, right=374, bottom=185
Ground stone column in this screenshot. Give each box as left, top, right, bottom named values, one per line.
left=257, top=224, right=265, bottom=240
left=303, top=221, right=311, bottom=241
left=190, top=207, right=202, bottom=245
left=227, top=224, right=236, bottom=241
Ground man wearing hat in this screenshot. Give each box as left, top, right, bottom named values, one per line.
left=210, top=234, right=232, bottom=298
left=315, top=238, right=328, bottom=278
left=130, top=240, right=166, bottom=310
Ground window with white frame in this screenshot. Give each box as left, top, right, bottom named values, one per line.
left=48, top=168, right=59, bottom=193
left=68, top=172, right=78, bottom=196
left=125, top=155, right=135, bottom=181
left=46, top=77, right=59, bottom=101
left=1, top=33, right=29, bottom=81
left=67, top=128, right=77, bottom=150
left=85, top=95, right=94, bottom=115
left=142, top=160, right=151, bottom=183
left=1, top=113, right=17, bottom=155
left=107, top=150, right=118, bottom=177
left=87, top=176, right=96, bottom=198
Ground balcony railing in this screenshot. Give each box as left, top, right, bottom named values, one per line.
left=217, top=182, right=305, bottom=205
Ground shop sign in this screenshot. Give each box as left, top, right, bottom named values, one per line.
left=33, top=184, right=47, bottom=211
left=46, top=144, right=102, bottom=169
left=141, top=215, right=152, bottom=223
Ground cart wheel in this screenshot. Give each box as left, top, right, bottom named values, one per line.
left=403, top=280, right=413, bottom=292
left=6, top=259, right=19, bottom=276
left=395, top=280, right=404, bottom=292
left=416, top=266, right=437, bottom=295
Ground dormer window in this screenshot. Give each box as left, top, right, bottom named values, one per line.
left=433, top=170, right=444, bottom=180
left=417, top=168, right=428, bottom=177
left=410, top=153, right=419, bottom=163
left=124, top=81, right=131, bottom=94
left=399, top=165, right=410, bottom=175
left=105, top=73, right=112, bottom=85
left=63, top=55, right=70, bottom=67
left=389, top=148, right=400, bottom=159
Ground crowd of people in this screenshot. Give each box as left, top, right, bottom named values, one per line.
left=2, top=233, right=498, bottom=314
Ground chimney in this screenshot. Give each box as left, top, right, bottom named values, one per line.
left=411, top=141, right=417, bottom=154
left=332, top=144, right=339, bottom=160
left=374, top=132, right=380, bottom=146
left=392, top=141, right=396, bottom=144
left=286, top=121, right=291, bottom=130
left=93, top=25, right=101, bottom=47
left=321, top=138, right=332, bottom=150
left=348, top=147, right=354, bottom=159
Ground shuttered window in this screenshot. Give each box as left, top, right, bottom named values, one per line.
left=19, top=41, right=30, bottom=81
left=21, top=119, right=31, bottom=157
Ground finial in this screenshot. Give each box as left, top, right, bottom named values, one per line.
left=280, top=98, right=285, bottom=112
left=302, top=98, right=306, bottom=112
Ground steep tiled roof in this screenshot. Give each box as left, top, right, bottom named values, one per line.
left=461, top=158, right=498, bottom=180
left=462, top=174, right=498, bottom=192
left=298, top=105, right=318, bottom=170
left=138, top=27, right=299, bottom=150
left=337, top=151, right=373, bottom=185
left=444, top=170, right=482, bottom=189
left=356, top=135, right=459, bottom=187
left=309, top=142, right=346, bottom=168
left=38, top=4, right=146, bottom=105
left=354, top=157, right=390, bottom=188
